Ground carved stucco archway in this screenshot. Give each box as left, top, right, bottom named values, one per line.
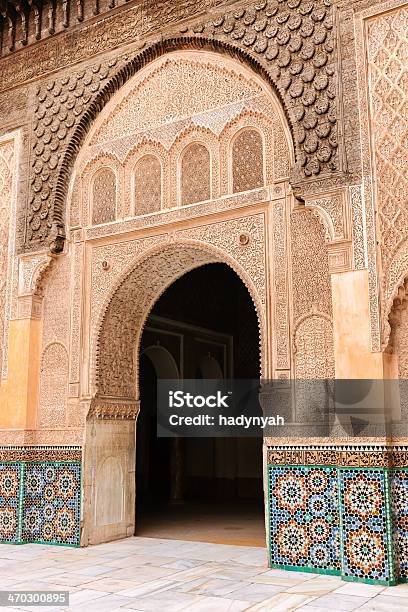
left=84, top=240, right=266, bottom=545
left=92, top=240, right=266, bottom=410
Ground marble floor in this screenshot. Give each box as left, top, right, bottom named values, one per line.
left=1, top=537, right=408, bottom=611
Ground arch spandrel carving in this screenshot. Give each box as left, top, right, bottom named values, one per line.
left=90, top=55, right=264, bottom=146
left=70, top=51, right=292, bottom=230
left=87, top=210, right=267, bottom=386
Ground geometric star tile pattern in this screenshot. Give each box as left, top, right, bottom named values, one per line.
left=269, top=465, right=402, bottom=585
left=22, top=463, right=81, bottom=546
left=391, top=469, right=408, bottom=581
left=1, top=457, right=407, bottom=586
left=0, top=462, right=81, bottom=547
left=0, top=463, right=22, bottom=543
left=269, top=466, right=341, bottom=574
left=339, top=469, right=394, bottom=585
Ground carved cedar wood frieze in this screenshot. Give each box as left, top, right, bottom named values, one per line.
left=27, top=0, right=339, bottom=251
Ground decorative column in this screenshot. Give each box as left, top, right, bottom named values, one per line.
left=82, top=398, right=139, bottom=546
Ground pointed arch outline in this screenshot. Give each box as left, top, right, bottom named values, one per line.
left=91, top=239, right=267, bottom=401
left=78, top=152, right=122, bottom=226
left=124, top=141, right=167, bottom=216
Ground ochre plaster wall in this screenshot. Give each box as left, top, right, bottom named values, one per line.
left=0, top=318, right=42, bottom=429
left=332, top=270, right=383, bottom=380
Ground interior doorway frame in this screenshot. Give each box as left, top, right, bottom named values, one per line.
left=136, top=280, right=264, bottom=544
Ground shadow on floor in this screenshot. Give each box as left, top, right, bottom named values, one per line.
left=136, top=500, right=266, bottom=547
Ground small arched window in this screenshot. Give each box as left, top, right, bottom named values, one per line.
left=180, top=143, right=211, bottom=206
left=134, top=155, right=162, bottom=215
left=92, top=168, right=116, bottom=225
left=232, top=129, right=264, bottom=193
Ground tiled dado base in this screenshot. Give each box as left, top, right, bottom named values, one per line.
left=267, top=446, right=408, bottom=586
left=0, top=447, right=81, bottom=547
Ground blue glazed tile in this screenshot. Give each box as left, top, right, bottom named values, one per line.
left=339, top=469, right=391, bottom=583
left=22, top=462, right=81, bottom=546
left=391, top=469, right=408, bottom=580
left=268, top=465, right=340, bottom=572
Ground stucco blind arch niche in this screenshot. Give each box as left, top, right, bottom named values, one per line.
left=180, top=143, right=211, bottom=206
left=51, top=38, right=308, bottom=251
left=134, top=155, right=162, bottom=215
left=231, top=128, right=265, bottom=194
left=26, top=0, right=345, bottom=254
left=91, top=168, right=117, bottom=225
left=69, top=49, right=294, bottom=231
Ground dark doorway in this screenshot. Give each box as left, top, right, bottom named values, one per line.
left=136, top=263, right=265, bottom=546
